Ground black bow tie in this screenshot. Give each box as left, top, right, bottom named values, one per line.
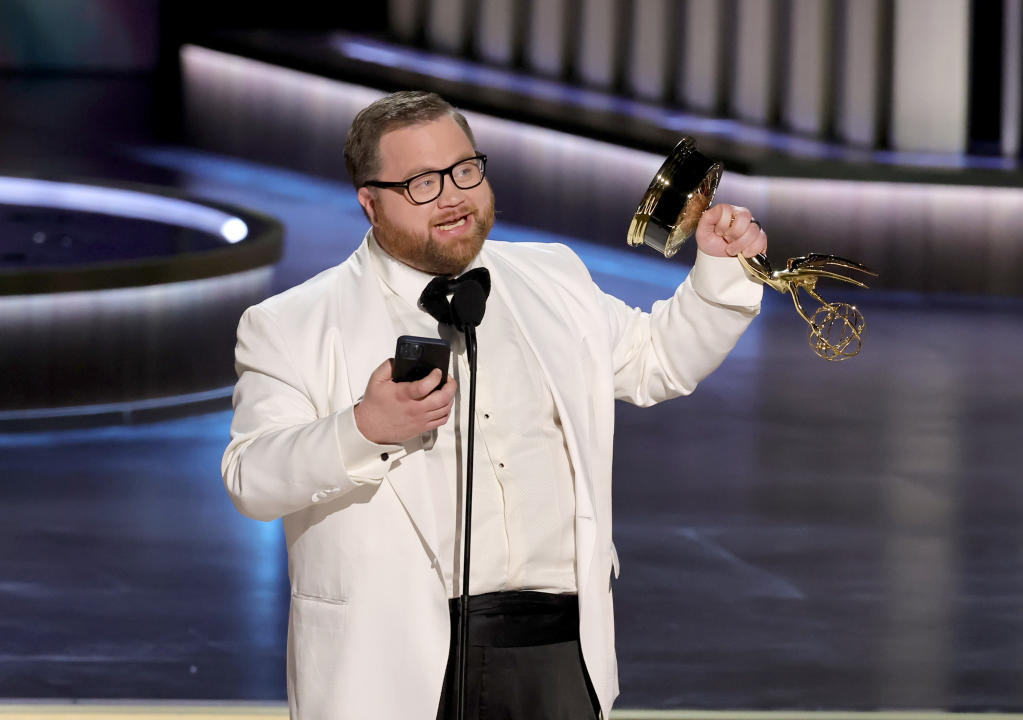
left=418, top=267, right=491, bottom=326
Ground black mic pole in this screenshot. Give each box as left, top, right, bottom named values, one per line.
left=455, top=323, right=477, bottom=720
left=448, top=277, right=486, bottom=720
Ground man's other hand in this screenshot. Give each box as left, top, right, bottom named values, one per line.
left=695, top=203, right=768, bottom=259
left=354, top=359, right=457, bottom=444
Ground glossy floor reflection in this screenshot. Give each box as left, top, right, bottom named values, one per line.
left=2, top=143, right=1023, bottom=711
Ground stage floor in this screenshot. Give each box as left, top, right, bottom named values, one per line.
left=2, top=703, right=1023, bottom=720
left=2, top=104, right=1023, bottom=714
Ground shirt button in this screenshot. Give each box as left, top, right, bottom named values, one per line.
left=380, top=452, right=390, bottom=461
left=498, top=462, right=505, bottom=469
left=484, top=413, right=490, bottom=419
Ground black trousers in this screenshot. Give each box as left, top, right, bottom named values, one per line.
left=436, top=591, right=601, bottom=720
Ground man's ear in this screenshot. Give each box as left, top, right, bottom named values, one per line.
left=357, top=187, right=378, bottom=225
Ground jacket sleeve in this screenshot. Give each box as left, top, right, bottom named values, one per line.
left=599, top=250, right=763, bottom=407
left=221, top=305, right=406, bottom=522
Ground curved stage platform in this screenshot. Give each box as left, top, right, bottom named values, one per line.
left=1, top=30, right=1023, bottom=720
left=0, top=178, right=281, bottom=422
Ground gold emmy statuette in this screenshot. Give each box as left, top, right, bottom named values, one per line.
left=628, top=138, right=877, bottom=361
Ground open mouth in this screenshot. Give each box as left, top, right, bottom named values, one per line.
left=435, top=214, right=470, bottom=232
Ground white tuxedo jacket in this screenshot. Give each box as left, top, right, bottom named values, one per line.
left=222, top=235, right=761, bottom=720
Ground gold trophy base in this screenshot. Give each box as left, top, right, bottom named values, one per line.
left=627, top=138, right=722, bottom=258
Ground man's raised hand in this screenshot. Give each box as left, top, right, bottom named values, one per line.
left=353, top=359, right=457, bottom=445
left=695, top=203, right=768, bottom=259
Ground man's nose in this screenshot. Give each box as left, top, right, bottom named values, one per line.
left=436, top=174, right=468, bottom=207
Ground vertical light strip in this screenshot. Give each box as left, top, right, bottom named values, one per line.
left=1003, top=0, right=1022, bottom=157
left=836, top=0, right=884, bottom=147
left=730, top=0, right=776, bottom=123
left=625, top=0, right=670, bottom=101
left=679, top=0, right=725, bottom=113
left=891, top=0, right=971, bottom=152
left=783, top=0, right=833, bottom=135
left=477, top=0, right=516, bottom=65
left=387, top=0, right=423, bottom=43
left=427, top=0, right=469, bottom=54
left=576, top=0, right=617, bottom=88
left=525, top=0, right=568, bottom=77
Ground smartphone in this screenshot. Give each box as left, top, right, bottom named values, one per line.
left=392, top=335, right=451, bottom=387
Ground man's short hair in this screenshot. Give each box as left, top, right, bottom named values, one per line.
left=344, top=91, right=477, bottom=188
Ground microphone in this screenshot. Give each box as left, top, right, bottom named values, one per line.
left=451, top=279, right=487, bottom=330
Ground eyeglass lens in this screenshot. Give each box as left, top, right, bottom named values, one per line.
left=408, top=158, right=485, bottom=203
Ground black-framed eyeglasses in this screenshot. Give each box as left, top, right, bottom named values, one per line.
left=362, top=154, right=488, bottom=205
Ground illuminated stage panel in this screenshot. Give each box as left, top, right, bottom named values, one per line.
left=0, top=178, right=282, bottom=415
left=181, top=45, right=1023, bottom=295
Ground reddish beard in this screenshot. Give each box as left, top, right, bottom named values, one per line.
left=374, top=187, right=496, bottom=275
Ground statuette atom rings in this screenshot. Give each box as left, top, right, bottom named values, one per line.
left=628, top=138, right=878, bottom=361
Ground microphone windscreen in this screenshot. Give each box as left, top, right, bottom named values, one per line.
left=451, top=279, right=487, bottom=329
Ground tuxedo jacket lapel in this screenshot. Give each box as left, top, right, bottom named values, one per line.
left=335, top=239, right=443, bottom=567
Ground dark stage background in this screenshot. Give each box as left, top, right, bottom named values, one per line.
left=2, top=0, right=1023, bottom=715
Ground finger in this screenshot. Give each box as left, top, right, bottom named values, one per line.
left=419, top=386, right=455, bottom=414
left=700, top=203, right=725, bottom=227
left=724, top=209, right=753, bottom=241
left=423, top=406, right=452, bottom=425
left=713, top=205, right=736, bottom=237
left=420, top=375, right=457, bottom=410
left=425, top=413, right=452, bottom=430
left=372, top=358, right=395, bottom=383
left=408, top=368, right=444, bottom=400
left=736, top=227, right=768, bottom=258
left=739, top=228, right=768, bottom=258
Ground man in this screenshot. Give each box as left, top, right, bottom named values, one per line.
left=222, top=90, right=766, bottom=720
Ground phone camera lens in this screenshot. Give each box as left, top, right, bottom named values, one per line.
left=400, top=343, right=422, bottom=360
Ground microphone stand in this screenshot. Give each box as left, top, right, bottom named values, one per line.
left=425, top=273, right=486, bottom=720
left=455, top=323, right=477, bottom=720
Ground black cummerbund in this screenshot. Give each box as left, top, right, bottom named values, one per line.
left=448, top=591, right=579, bottom=648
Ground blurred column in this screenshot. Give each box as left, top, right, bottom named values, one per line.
left=835, top=0, right=889, bottom=147
left=477, top=0, right=516, bottom=65
left=576, top=0, right=619, bottom=89
left=625, top=0, right=671, bottom=101
left=677, top=0, right=727, bottom=113
left=730, top=0, right=781, bottom=123
left=1003, top=0, right=1022, bottom=156
left=388, top=0, right=423, bottom=44
left=427, top=0, right=471, bottom=54
left=782, top=0, right=834, bottom=136
left=890, top=0, right=970, bottom=152
left=526, top=0, right=570, bottom=77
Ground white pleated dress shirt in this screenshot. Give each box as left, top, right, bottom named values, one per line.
left=340, top=232, right=578, bottom=598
